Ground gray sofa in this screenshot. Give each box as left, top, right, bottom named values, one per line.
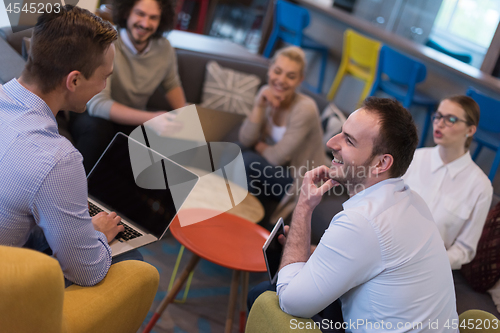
left=1, top=27, right=497, bottom=319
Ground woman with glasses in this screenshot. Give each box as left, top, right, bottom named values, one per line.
left=403, top=95, right=493, bottom=270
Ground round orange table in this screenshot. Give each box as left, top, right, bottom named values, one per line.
left=144, top=208, right=269, bottom=333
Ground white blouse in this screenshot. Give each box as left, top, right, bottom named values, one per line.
left=402, top=146, right=493, bottom=270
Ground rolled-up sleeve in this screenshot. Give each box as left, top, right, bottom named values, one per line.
left=31, top=151, right=112, bottom=286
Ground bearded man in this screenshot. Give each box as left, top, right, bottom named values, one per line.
left=69, top=0, right=185, bottom=173
left=252, top=97, right=460, bottom=333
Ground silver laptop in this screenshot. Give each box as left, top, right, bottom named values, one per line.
left=87, top=132, right=199, bottom=256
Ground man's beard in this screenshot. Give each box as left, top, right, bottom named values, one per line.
left=329, top=156, right=373, bottom=194
left=127, top=25, right=153, bottom=45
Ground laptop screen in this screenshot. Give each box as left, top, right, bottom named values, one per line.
left=87, top=133, right=198, bottom=239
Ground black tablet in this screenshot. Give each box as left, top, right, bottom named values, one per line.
left=262, top=217, right=285, bottom=283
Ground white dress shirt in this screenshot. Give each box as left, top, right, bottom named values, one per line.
left=277, top=178, right=458, bottom=333
left=402, top=146, right=493, bottom=270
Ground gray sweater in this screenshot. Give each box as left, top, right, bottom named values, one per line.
left=87, top=32, right=181, bottom=119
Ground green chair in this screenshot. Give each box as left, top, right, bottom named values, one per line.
left=246, top=291, right=500, bottom=333
left=245, top=291, right=320, bottom=333
left=459, top=309, right=499, bottom=333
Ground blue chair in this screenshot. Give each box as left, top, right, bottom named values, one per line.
left=466, top=87, right=500, bottom=182
left=369, top=45, right=437, bottom=147
left=263, top=0, right=329, bottom=94
left=425, top=39, right=472, bottom=64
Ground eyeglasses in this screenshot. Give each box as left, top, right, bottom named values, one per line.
left=431, top=112, right=468, bottom=127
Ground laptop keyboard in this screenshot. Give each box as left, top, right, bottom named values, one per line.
left=88, top=201, right=143, bottom=241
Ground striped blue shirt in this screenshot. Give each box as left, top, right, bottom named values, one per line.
left=0, top=79, right=111, bottom=286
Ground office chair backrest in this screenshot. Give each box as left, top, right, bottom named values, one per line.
left=345, top=29, right=381, bottom=71
left=378, top=45, right=427, bottom=86
left=372, top=45, right=427, bottom=107
left=327, top=29, right=381, bottom=102
left=466, top=87, right=500, bottom=134
left=274, top=0, right=310, bottom=45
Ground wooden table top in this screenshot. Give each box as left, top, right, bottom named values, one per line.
left=171, top=208, right=269, bottom=272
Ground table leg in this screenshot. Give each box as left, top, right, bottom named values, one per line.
left=143, top=254, right=200, bottom=333
left=225, top=270, right=241, bottom=333
left=239, top=272, right=249, bottom=333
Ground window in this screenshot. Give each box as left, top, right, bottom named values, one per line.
left=434, top=0, right=499, bottom=49
left=429, top=0, right=500, bottom=68
left=430, top=0, right=500, bottom=66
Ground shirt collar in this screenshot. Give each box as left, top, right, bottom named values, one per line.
left=120, top=28, right=151, bottom=55
left=430, top=145, right=472, bottom=179
left=446, top=150, right=473, bottom=179
left=3, top=79, right=56, bottom=124
left=430, top=145, right=445, bottom=173
left=342, top=178, right=405, bottom=210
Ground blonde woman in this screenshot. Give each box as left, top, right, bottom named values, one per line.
left=239, top=46, right=326, bottom=217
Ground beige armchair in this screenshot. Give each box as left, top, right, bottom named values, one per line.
left=0, top=245, right=159, bottom=333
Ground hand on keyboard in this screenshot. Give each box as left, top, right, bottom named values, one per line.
left=91, top=211, right=125, bottom=244
left=115, top=222, right=142, bottom=241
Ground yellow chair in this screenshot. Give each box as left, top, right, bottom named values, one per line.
left=327, top=29, right=381, bottom=105
left=0, top=245, right=160, bottom=333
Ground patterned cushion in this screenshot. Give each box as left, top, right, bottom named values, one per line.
left=201, top=61, right=261, bottom=116
left=461, top=202, right=500, bottom=292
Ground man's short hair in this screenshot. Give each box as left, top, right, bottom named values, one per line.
left=362, top=97, right=418, bottom=178
left=113, top=0, right=176, bottom=38
left=23, top=5, right=117, bottom=94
